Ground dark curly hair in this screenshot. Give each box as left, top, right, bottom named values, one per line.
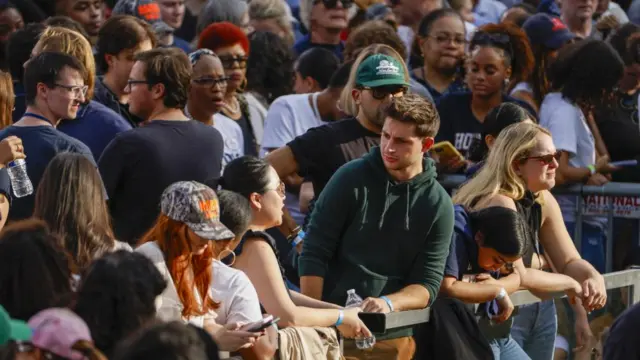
left=471, top=22, right=535, bottom=93
left=74, top=251, right=167, bottom=357
left=245, top=30, right=294, bottom=105
left=344, top=20, right=406, bottom=63
left=549, top=39, right=623, bottom=109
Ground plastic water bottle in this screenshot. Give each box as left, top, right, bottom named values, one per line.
left=345, top=289, right=376, bottom=349
left=7, top=159, right=33, bottom=198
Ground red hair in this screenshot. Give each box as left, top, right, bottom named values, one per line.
left=198, top=22, right=250, bottom=54
left=140, top=215, right=219, bottom=318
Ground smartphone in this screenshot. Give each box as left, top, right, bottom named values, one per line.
left=241, top=316, right=280, bottom=332
left=431, top=141, right=464, bottom=163
left=610, top=160, right=638, bottom=167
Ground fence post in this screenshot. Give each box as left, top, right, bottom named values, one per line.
left=606, top=196, right=614, bottom=274
left=575, top=194, right=583, bottom=254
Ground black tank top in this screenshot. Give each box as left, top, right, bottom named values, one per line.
left=514, top=191, right=543, bottom=268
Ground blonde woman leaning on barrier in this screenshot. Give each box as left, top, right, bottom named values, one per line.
left=452, top=122, right=606, bottom=360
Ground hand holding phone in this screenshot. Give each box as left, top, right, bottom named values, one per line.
left=241, top=315, right=280, bottom=332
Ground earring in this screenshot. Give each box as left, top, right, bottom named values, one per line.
left=218, top=248, right=236, bottom=266
left=503, top=78, right=510, bottom=89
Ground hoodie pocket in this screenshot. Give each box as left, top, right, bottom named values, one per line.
left=327, top=264, right=403, bottom=306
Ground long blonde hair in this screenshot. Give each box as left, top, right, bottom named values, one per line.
left=453, top=122, right=552, bottom=208
left=338, top=44, right=410, bottom=117
left=0, top=71, right=13, bottom=129
left=35, top=26, right=96, bottom=100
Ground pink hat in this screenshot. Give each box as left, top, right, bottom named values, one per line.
left=28, top=308, right=93, bottom=360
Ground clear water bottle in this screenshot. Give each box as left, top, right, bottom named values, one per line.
left=7, top=159, right=33, bottom=198
left=345, top=289, right=376, bottom=349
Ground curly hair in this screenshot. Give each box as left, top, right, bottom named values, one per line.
left=245, top=31, right=294, bottom=104
left=549, top=39, right=623, bottom=109
left=74, top=251, right=167, bottom=357
left=471, top=22, right=535, bottom=92
left=344, top=20, right=406, bottom=62
left=198, top=21, right=250, bottom=54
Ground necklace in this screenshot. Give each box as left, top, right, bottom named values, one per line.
left=223, top=96, right=240, bottom=114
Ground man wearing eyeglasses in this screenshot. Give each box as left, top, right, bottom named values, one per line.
left=0, top=52, right=96, bottom=221
left=98, top=47, right=225, bottom=245
left=295, top=0, right=351, bottom=60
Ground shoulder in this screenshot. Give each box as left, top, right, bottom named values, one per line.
left=213, top=260, right=252, bottom=288
left=437, top=92, right=471, bottom=109
left=474, top=193, right=518, bottom=211
left=112, top=240, right=133, bottom=252
left=135, top=242, right=165, bottom=263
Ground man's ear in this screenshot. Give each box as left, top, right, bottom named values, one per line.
left=105, top=54, right=116, bottom=69
left=151, top=83, right=165, bottom=101
left=421, top=137, right=435, bottom=152
left=351, top=88, right=361, bottom=105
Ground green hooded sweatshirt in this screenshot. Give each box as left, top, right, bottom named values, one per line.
left=299, top=146, right=454, bottom=339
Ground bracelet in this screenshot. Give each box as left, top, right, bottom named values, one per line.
left=587, top=164, right=596, bottom=175
left=291, top=231, right=304, bottom=247
left=335, top=310, right=344, bottom=326
left=381, top=296, right=394, bottom=312
left=495, top=287, right=507, bottom=300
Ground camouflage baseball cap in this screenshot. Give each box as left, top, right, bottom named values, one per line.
left=160, top=181, right=235, bottom=241
left=112, top=0, right=175, bottom=34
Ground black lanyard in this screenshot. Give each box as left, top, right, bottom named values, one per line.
left=23, top=112, right=53, bottom=126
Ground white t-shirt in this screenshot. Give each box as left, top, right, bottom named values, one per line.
left=136, top=242, right=216, bottom=328
left=539, top=92, right=596, bottom=223
left=510, top=82, right=533, bottom=97
left=260, top=93, right=324, bottom=156
left=213, top=113, right=244, bottom=169
left=211, top=260, right=262, bottom=325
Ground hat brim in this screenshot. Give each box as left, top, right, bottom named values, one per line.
left=187, top=220, right=235, bottom=241
left=358, top=78, right=409, bottom=88
left=544, top=31, right=575, bottom=50
left=152, top=21, right=175, bottom=35
left=10, top=320, right=31, bottom=342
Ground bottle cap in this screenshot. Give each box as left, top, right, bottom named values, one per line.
left=8, top=159, right=25, bottom=167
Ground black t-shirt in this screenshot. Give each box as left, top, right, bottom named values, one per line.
left=98, top=120, right=224, bottom=245
left=594, top=92, right=640, bottom=182
left=0, top=125, right=96, bottom=221
left=287, top=117, right=380, bottom=196
left=236, top=113, right=258, bottom=157
left=436, top=92, right=537, bottom=158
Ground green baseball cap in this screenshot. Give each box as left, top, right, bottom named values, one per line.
left=355, top=54, right=408, bottom=88
left=0, top=305, right=31, bottom=345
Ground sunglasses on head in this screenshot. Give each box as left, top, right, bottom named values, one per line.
left=314, top=0, right=353, bottom=9
left=521, top=151, right=561, bottom=165
left=219, top=55, right=248, bottom=69
left=359, top=85, right=408, bottom=100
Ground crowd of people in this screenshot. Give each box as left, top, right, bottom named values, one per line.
left=0, top=0, right=640, bottom=359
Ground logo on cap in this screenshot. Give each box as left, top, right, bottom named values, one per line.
left=199, top=199, right=219, bottom=220
left=376, top=60, right=400, bottom=76
left=551, top=18, right=566, bottom=31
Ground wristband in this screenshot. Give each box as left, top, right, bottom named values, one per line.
left=335, top=310, right=344, bottom=326
left=495, top=287, right=507, bottom=300
left=291, top=230, right=304, bottom=247
left=587, top=164, right=596, bottom=175
left=381, top=296, right=394, bottom=312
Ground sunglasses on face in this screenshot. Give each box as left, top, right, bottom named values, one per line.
left=522, top=151, right=561, bottom=165
left=313, top=0, right=353, bottom=9
left=219, top=55, right=248, bottom=69
left=360, top=86, right=408, bottom=100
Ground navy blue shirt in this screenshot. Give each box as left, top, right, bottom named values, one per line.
left=604, top=302, right=640, bottom=360
left=93, top=77, right=143, bottom=128
left=410, top=71, right=467, bottom=104
left=12, top=83, right=26, bottom=124
left=0, top=125, right=97, bottom=221
left=58, top=100, right=133, bottom=160
left=436, top=92, right=537, bottom=158
left=293, top=34, right=344, bottom=61
left=172, top=36, right=192, bottom=54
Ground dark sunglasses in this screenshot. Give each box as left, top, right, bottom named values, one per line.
left=314, top=0, right=353, bottom=9
left=219, top=55, right=248, bottom=69
left=521, top=151, right=561, bottom=165
left=359, top=85, right=408, bottom=100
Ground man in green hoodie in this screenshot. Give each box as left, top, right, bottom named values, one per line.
left=299, top=93, right=454, bottom=359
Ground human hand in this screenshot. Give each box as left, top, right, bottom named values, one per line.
left=587, top=173, right=609, bottom=186
left=566, top=280, right=583, bottom=304
left=361, top=297, right=392, bottom=314
left=338, top=308, right=373, bottom=339
left=213, top=322, right=263, bottom=351
left=596, top=14, right=620, bottom=31
left=0, top=136, right=25, bottom=168
left=494, top=293, right=514, bottom=324
left=595, top=155, right=619, bottom=174
left=582, top=276, right=607, bottom=312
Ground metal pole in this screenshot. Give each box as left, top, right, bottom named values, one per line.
left=606, top=196, right=614, bottom=274
left=575, top=194, right=583, bottom=253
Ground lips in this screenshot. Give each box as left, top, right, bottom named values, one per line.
left=383, top=154, right=397, bottom=163
left=229, top=73, right=243, bottom=81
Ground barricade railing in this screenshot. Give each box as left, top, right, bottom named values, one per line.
left=359, top=269, right=640, bottom=335
left=438, top=176, right=640, bottom=273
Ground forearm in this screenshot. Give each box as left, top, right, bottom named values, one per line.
left=290, top=288, right=341, bottom=309
left=386, top=284, right=430, bottom=311
left=496, top=273, right=521, bottom=294
left=520, top=268, right=578, bottom=293
left=300, top=275, right=324, bottom=300
left=556, top=166, right=591, bottom=185
left=563, top=259, right=601, bottom=283
left=442, top=281, right=503, bottom=304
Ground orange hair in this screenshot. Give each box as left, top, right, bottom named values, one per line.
left=140, top=215, right=219, bottom=318
left=197, top=22, right=250, bottom=54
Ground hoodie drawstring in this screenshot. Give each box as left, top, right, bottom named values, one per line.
left=378, top=181, right=391, bottom=229
left=405, top=184, right=410, bottom=231
left=378, top=182, right=411, bottom=231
